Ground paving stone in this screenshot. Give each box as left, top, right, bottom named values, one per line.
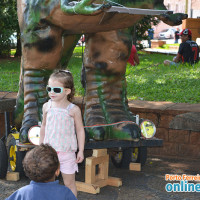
left=1, top=156, right=200, bottom=200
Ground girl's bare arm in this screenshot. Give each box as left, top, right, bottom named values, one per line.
left=39, top=103, right=48, bottom=144
left=72, top=105, right=85, bottom=163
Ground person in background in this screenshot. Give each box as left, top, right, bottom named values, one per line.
left=164, top=29, right=199, bottom=66
left=81, top=34, right=85, bottom=45
left=6, top=144, right=77, bottom=200
left=148, top=28, right=154, bottom=48
left=174, top=28, right=180, bottom=44
left=40, top=70, right=85, bottom=197
left=127, top=44, right=140, bottom=66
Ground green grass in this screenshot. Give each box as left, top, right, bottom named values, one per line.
left=0, top=58, right=20, bottom=92
left=1, top=46, right=200, bottom=104
left=67, top=46, right=85, bottom=96
left=126, top=53, right=200, bottom=104
left=158, top=43, right=179, bottom=49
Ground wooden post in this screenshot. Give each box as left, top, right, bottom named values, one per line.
left=6, top=172, right=20, bottom=181
left=129, top=163, right=141, bottom=171
left=76, top=149, right=122, bottom=194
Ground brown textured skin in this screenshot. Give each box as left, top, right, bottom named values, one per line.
left=15, top=0, right=144, bottom=142
left=47, top=9, right=144, bottom=34
left=16, top=0, right=187, bottom=142
left=84, top=31, right=129, bottom=74
left=22, top=28, right=63, bottom=70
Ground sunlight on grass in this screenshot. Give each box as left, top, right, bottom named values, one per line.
left=155, top=79, right=166, bottom=84
left=158, top=43, right=180, bottom=49
left=0, top=59, right=20, bottom=92
left=126, top=53, right=200, bottom=103
left=0, top=47, right=200, bottom=104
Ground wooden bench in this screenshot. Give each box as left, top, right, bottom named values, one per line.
left=151, top=40, right=166, bottom=48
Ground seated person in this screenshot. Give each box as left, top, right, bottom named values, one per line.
left=6, top=144, right=77, bottom=200
left=128, top=44, right=140, bottom=66
left=164, top=29, right=199, bottom=66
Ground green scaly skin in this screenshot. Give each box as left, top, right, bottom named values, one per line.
left=61, top=0, right=110, bottom=14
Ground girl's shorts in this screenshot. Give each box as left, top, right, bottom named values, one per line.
left=57, top=151, right=78, bottom=174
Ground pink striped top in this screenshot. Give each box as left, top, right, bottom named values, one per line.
left=44, top=100, right=77, bottom=152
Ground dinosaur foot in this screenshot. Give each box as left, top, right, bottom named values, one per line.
left=109, top=122, right=141, bottom=142
left=20, top=127, right=30, bottom=143
left=86, top=126, right=106, bottom=141
left=86, top=121, right=141, bottom=141
left=20, top=115, right=38, bottom=143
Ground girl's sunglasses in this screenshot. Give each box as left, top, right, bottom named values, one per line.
left=46, top=86, right=64, bottom=93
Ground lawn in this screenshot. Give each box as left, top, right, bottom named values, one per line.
left=126, top=53, right=200, bottom=103
left=0, top=47, right=200, bottom=104
left=0, top=58, right=20, bottom=92
left=157, top=43, right=180, bottom=49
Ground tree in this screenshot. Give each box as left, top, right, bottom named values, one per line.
left=0, top=0, right=19, bottom=57
left=132, top=16, right=160, bottom=49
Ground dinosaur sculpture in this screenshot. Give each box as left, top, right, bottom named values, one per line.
left=15, top=0, right=187, bottom=143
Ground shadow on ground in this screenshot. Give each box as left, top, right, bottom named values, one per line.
left=1, top=155, right=199, bottom=200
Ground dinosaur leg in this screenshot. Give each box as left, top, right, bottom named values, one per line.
left=16, top=11, right=80, bottom=142
left=84, top=29, right=140, bottom=141
left=20, top=69, right=52, bottom=143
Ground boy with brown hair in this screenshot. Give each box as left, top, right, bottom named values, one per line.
left=6, top=144, right=77, bottom=200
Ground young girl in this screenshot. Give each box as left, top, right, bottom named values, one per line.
left=39, top=70, right=85, bottom=197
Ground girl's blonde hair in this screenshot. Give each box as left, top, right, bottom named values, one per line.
left=49, top=70, right=75, bottom=101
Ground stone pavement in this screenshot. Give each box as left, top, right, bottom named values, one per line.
left=142, top=38, right=200, bottom=56
left=144, top=49, right=200, bottom=57
left=1, top=85, right=200, bottom=199
left=76, top=156, right=200, bottom=200
left=144, top=48, right=177, bottom=55
left=1, top=155, right=200, bottom=200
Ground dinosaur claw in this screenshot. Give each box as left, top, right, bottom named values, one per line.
left=20, top=127, right=30, bottom=143
left=112, top=123, right=141, bottom=141
left=89, top=127, right=105, bottom=141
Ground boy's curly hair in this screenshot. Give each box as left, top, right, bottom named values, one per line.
left=49, top=70, right=75, bottom=102
left=23, top=144, right=59, bottom=182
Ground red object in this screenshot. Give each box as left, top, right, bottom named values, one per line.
left=178, top=29, right=192, bottom=36
left=128, top=45, right=137, bottom=66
